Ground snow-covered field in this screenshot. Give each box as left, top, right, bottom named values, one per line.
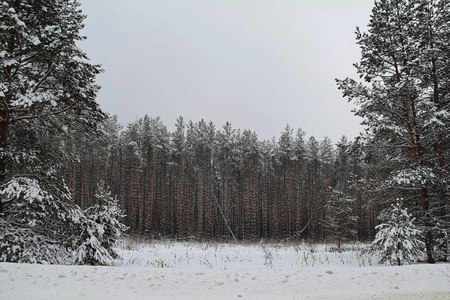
left=1, top=241, right=449, bottom=299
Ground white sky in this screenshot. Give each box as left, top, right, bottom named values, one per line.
left=78, top=0, right=374, bottom=142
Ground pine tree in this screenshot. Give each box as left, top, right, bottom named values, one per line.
left=372, top=201, right=424, bottom=266
left=75, top=182, right=126, bottom=265
left=0, top=0, right=104, bottom=197
left=319, top=137, right=335, bottom=240
left=323, top=136, right=358, bottom=247
left=171, top=116, right=186, bottom=238
left=324, top=189, right=358, bottom=249
left=0, top=178, right=75, bottom=264
left=217, top=122, right=238, bottom=239
left=306, top=136, right=320, bottom=238
left=279, top=125, right=294, bottom=236
left=0, top=0, right=117, bottom=265
left=336, top=0, right=449, bottom=263
left=0, top=0, right=104, bottom=203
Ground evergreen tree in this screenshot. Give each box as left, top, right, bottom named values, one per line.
left=292, top=129, right=307, bottom=237
left=0, top=0, right=104, bottom=204
left=0, top=0, right=104, bottom=199
left=306, top=136, right=321, bottom=238
left=0, top=1, right=126, bottom=265
left=279, top=125, right=295, bottom=236
left=336, top=0, right=449, bottom=262
left=372, top=201, right=424, bottom=266
left=324, top=189, right=358, bottom=248
left=75, top=182, right=126, bottom=265
left=171, top=116, right=186, bottom=238
left=0, top=178, right=75, bottom=264
left=216, top=122, right=238, bottom=239
left=324, top=136, right=358, bottom=247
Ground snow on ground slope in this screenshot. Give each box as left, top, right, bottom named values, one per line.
left=1, top=242, right=449, bottom=300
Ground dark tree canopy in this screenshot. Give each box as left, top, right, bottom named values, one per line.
left=0, top=0, right=123, bottom=265
left=0, top=0, right=105, bottom=195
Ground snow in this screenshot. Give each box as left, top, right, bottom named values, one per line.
left=1, top=242, right=449, bottom=300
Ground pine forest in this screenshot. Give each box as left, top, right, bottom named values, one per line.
left=65, top=117, right=374, bottom=242
left=1, top=0, right=449, bottom=268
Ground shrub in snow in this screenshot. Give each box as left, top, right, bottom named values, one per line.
left=0, top=178, right=76, bottom=264
left=433, top=231, right=449, bottom=262
left=0, top=220, right=71, bottom=264
left=74, top=182, right=127, bottom=265
left=372, top=201, right=424, bottom=266
left=0, top=178, right=126, bottom=265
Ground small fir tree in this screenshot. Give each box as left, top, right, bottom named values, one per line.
left=372, top=201, right=424, bottom=266
left=74, top=182, right=127, bottom=265
left=324, top=189, right=358, bottom=249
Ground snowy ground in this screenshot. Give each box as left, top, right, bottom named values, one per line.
left=1, top=241, right=449, bottom=299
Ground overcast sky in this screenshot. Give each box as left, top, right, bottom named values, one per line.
left=78, top=0, right=374, bottom=142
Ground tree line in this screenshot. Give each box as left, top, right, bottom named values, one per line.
left=64, top=116, right=377, bottom=242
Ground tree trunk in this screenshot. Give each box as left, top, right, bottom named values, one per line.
left=0, top=109, right=9, bottom=213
